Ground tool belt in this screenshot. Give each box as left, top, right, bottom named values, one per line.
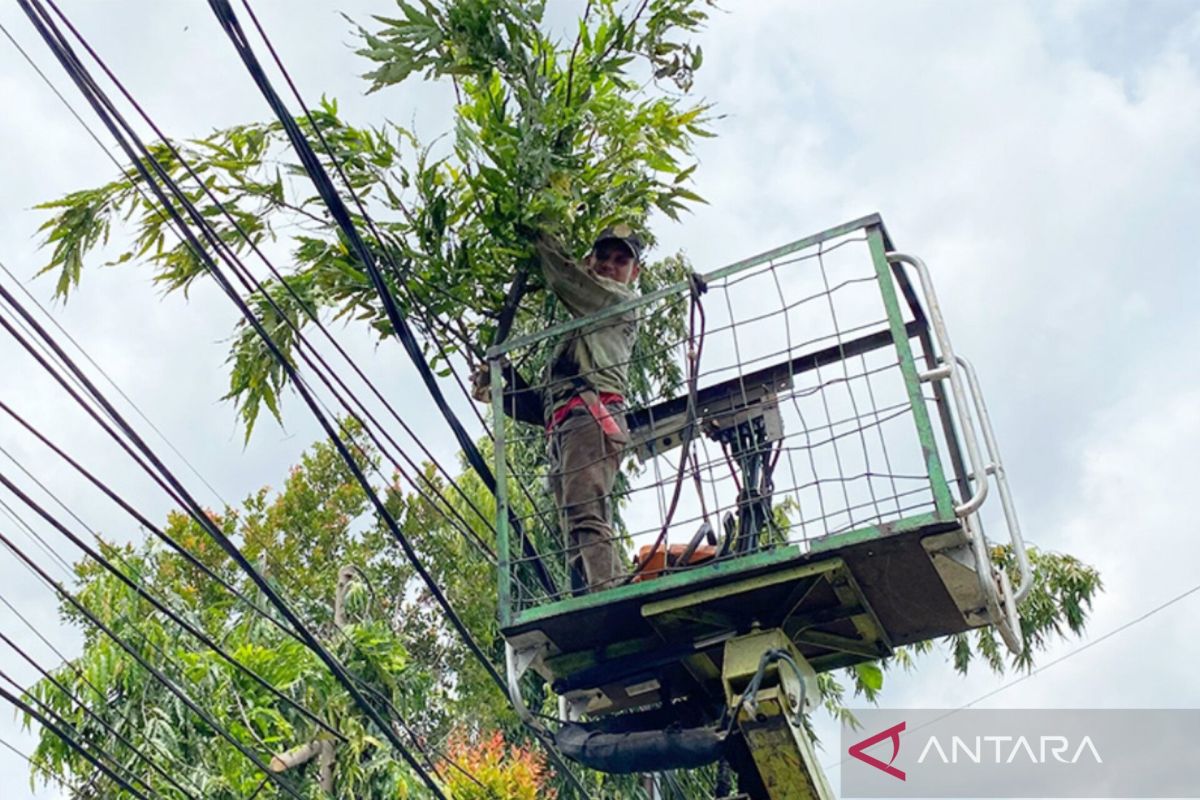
left=547, top=388, right=629, bottom=445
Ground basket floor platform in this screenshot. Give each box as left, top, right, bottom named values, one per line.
left=503, top=518, right=986, bottom=716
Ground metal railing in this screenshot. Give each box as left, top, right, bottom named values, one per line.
left=886, top=251, right=1030, bottom=651
left=489, top=215, right=1029, bottom=653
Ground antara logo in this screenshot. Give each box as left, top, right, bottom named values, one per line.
left=917, top=735, right=1103, bottom=764
left=848, top=721, right=906, bottom=781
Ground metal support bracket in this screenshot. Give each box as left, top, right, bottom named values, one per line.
left=723, top=630, right=834, bottom=799
left=505, top=641, right=549, bottom=732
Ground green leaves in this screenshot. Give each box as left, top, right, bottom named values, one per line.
left=33, top=0, right=716, bottom=442
left=35, top=182, right=124, bottom=300
left=23, top=434, right=446, bottom=798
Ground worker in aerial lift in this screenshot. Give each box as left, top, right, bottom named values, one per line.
left=473, top=225, right=643, bottom=592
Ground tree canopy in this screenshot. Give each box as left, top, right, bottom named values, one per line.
left=37, top=0, right=714, bottom=436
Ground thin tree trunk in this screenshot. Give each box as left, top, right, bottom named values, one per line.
left=270, top=741, right=322, bottom=772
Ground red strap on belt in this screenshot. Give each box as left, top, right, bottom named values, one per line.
left=547, top=392, right=624, bottom=433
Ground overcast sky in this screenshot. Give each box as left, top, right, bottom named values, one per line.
left=1, top=1, right=1198, bottom=798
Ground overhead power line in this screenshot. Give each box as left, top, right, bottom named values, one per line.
left=27, top=0, right=503, bottom=702
left=0, top=590, right=206, bottom=796
left=0, top=733, right=77, bottom=794
left=207, top=0, right=556, bottom=595
left=0, top=526, right=309, bottom=800
left=3, top=7, right=502, bottom=569
left=8, top=0, right=578, bottom=793
left=0, top=678, right=154, bottom=800
left=0, top=259, right=230, bottom=509
left=0, top=666, right=166, bottom=800
left=0, top=406, right=496, bottom=797
left=0, top=395, right=296, bottom=638
left=0, top=454, right=342, bottom=743
left=12, top=2, right=489, bottom=794
left=213, top=3, right=590, bottom=792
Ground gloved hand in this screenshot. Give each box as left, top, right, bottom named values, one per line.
left=469, top=361, right=492, bottom=404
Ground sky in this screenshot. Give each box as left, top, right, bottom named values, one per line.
left=0, top=1, right=1198, bottom=797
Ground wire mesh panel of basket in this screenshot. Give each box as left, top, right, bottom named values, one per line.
left=491, top=219, right=943, bottom=615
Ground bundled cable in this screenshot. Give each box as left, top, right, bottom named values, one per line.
left=0, top=528, right=308, bottom=799
left=12, top=2, right=589, bottom=793
left=14, top=2, right=453, bottom=794
left=0, top=682, right=153, bottom=800
left=206, top=0, right=555, bottom=596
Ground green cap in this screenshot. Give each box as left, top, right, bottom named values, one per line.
left=593, top=223, right=645, bottom=261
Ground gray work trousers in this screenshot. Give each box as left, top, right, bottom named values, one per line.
left=547, top=404, right=628, bottom=591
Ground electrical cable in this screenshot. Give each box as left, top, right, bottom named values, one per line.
left=0, top=16, right=499, bottom=568
left=0, top=258, right=230, bottom=510
left=23, top=0, right=517, bottom=580
left=0, top=733, right=77, bottom=794
left=0, top=397, right=297, bottom=639
left=209, top=3, right=590, bottom=791
left=624, top=275, right=707, bottom=583
left=13, top=5, right=476, bottom=793
left=0, top=531, right=480, bottom=800
left=34, top=0, right=502, bottom=702
left=0, top=277, right=501, bottom=792
left=14, top=4, right=573, bottom=793
left=0, top=679, right=154, bottom=800
left=0, top=493, right=73, bottom=576
left=0, top=527, right=309, bottom=799
left=0, top=666, right=166, bottom=800
left=0, top=591, right=206, bottom=795
left=209, top=0, right=555, bottom=596
left=0, top=461, right=343, bottom=744
left=0, top=274, right=435, bottom=795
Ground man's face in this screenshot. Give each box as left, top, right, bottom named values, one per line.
left=590, top=240, right=639, bottom=284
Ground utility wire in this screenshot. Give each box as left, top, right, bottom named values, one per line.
left=0, top=679, right=154, bottom=800
left=6, top=0, right=533, bottom=644
left=0, top=457, right=343, bottom=743
left=15, top=4, right=464, bottom=793
left=0, top=733, right=76, bottom=794
left=0, top=396, right=298, bottom=640
left=957, top=581, right=1200, bottom=710
left=0, top=41, right=494, bottom=800
left=0, top=590, right=205, bottom=795
left=0, top=527, right=308, bottom=800
left=0, top=267, right=496, bottom=792
left=217, top=4, right=589, bottom=792
left=230, top=0, right=564, bottom=600
left=0, top=493, right=73, bottom=576
left=43, top=0, right=520, bottom=575
left=0, top=522, right=484, bottom=800
left=13, top=3, right=563, bottom=793
left=0, top=284, right=393, bottom=791
left=1, top=15, right=499, bottom=569
left=0, top=259, right=230, bottom=509
left=0, top=666, right=165, bottom=800
left=0, top=391, right=497, bottom=795
left=209, top=0, right=555, bottom=595
left=29, top=0, right=502, bottom=702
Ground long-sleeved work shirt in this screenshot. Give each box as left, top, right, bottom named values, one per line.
left=535, top=235, right=640, bottom=424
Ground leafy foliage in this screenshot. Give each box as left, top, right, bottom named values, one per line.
left=35, top=1, right=715, bottom=438
left=24, top=432, right=447, bottom=798
left=441, top=730, right=556, bottom=800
